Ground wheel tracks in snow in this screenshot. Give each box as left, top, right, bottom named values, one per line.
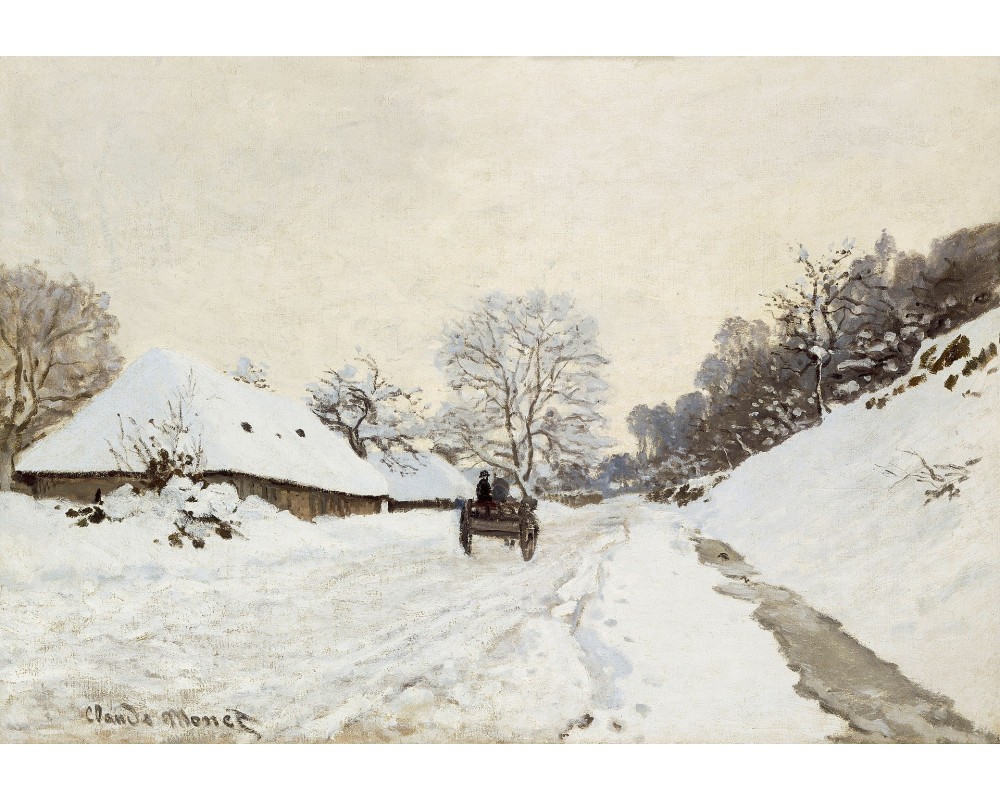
left=547, top=507, right=634, bottom=739
left=342, top=515, right=628, bottom=680
left=284, top=510, right=632, bottom=739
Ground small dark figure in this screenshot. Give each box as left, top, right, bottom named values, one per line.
left=493, top=475, right=510, bottom=503
left=476, top=470, right=496, bottom=520
left=94, top=488, right=103, bottom=505
left=476, top=470, right=493, bottom=503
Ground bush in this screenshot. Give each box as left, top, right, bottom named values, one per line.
left=927, top=335, right=971, bottom=374
left=69, top=477, right=244, bottom=549
left=647, top=480, right=708, bottom=507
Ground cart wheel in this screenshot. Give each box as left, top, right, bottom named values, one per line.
left=460, top=500, right=473, bottom=556
left=518, top=508, right=538, bottom=562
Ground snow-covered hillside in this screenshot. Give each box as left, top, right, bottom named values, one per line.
left=683, top=306, right=1000, bottom=735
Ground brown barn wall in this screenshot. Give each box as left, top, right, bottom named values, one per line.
left=21, top=473, right=137, bottom=505
left=10, top=478, right=36, bottom=497
left=201, top=473, right=383, bottom=519
left=18, top=471, right=384, bottom=521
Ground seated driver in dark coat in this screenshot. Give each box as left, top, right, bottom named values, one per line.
left=476, top=470, right=493, bottom=502
left=475, top=470, right=496, bottom=519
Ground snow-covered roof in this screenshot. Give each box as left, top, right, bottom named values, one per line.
left=17, top=348, right=389, bottom=498
left=368, top=451, right=473, bottom=502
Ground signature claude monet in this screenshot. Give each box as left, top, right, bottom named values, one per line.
left=85, top=703, right=261, bottom=739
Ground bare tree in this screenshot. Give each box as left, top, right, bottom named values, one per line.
left=694, top=317, right=815, bottom=464
left=433, top=291, right=610, bottom=497
left=768, top=243, right=857, bottom=417
left=627, top=391, right=712, bottom=480
left=767, top=241, right=910, bottom=417
left=0, top=262, right=121, bottom=490
left=308, top=354, right=425, bottom=470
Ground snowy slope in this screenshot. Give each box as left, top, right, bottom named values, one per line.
left=684, top=306, right=1000, bottom=734
left=367, top=451, right=473, bottom=502
left=17, top=349, right=387, bottom=498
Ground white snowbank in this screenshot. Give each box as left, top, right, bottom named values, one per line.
left=17, top=348, right=388, bottom=498
left=684, top=306, right=1000, bottom=734
left=101, top=477, right=241, bottom=524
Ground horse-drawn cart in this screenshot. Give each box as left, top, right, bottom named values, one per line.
left=459, top=498, right=539, bottom=561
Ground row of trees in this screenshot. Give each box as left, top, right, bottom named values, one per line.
left=620, top=222, right=1000, bottom=490
left=6, top=219, right=998, bottom=499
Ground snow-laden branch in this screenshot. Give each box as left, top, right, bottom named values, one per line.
left=308, top=353, right=426, bottom=471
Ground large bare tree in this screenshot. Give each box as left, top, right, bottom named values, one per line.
left=0, top=263, right=122, bottom=490
left=434, top=291, right=610, bottom=496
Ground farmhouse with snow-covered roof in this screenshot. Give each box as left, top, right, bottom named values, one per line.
left=367, top=450, right=473, bottom=512
left=16, top=349, right=389, bottom=519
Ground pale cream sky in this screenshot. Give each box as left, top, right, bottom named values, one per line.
left=2, top=58, right=999, bottom=444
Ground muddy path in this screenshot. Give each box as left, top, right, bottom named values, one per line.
left=691, top=535, right=997, bottom=744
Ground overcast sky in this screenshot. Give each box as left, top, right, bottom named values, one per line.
left=2, top=58, right=999, bottom=444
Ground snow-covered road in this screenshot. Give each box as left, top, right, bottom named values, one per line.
left=0, top=493, right=843, bottom=742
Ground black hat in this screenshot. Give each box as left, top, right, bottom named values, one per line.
left=479, top=470, right=489, bottom=477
